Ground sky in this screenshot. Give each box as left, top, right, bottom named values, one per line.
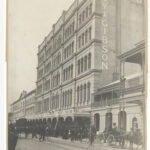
left=8, top=0, right=74, bottom=106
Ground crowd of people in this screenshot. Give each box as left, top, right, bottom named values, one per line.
left=9, top=121, right=97, bottom=148
left=8, top=120, right=143, bottom=150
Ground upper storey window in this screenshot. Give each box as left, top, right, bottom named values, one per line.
left=78, top=53, right=91, bottom=75
left=78, top=26, right=92, bottom=50
left=44, top=61, right=51, bottom=74
left=54, top=35, right=62, bottom=51
left=38, top=54, right=44, bottom=65
left=38, top=69, right=43, bottom=79
left=45, top=46, right=51, bottom=58
left=64, top=41, right=74, bottom=60
left=64, top=21, right=75, bottom=40
left=78, top=3, right=92, bottom=27
left=52, top=52, right=61, bottom=68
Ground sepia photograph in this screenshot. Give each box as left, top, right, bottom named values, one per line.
left=7, top=0, right=146, bottom=150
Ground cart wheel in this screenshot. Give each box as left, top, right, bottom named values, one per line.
left=107, top=134, right=114, bottom=144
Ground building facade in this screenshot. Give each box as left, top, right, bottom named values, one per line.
left=10, top=91, right=27, bottom=121
left=35, top=0, right=145, bottom=126
left=92, top=41, right=145, bottom=133
left=10, top=90, right=36, bottom=122
left=10, top=0, right=145, bottom=132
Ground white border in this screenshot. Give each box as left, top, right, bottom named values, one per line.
left=0, top=0, right=149, bottom=150
left=0, top=0, right=6, bottom=150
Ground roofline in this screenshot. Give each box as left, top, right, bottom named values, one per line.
left=118, top=40, right=145, bottom=60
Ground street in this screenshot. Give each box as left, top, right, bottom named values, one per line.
left=15, top=137, right=132, bottom=150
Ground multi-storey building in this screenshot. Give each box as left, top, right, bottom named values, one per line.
left=92, top=41, right=145, bottom=133
left=25, top=89, right=36, bottom=120
left=10, top=91, right=27, bottom=121
left=10, top=90, right=36, bottom=122
left=35, top=0, right=144, bottom=128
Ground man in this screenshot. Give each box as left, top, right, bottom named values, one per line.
left=88, top=125, right=96, bottom=147
left=39, top=124, right=45, bottom=141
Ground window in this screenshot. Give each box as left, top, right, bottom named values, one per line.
left=79, top=14, right=81, bottom=25
left=80, top=85, right=83, bottom=103
left=77, top=86, right=79, bottom=105
left=72, top=41, right=74, bottom=53
left=81, top=58, right=84, bottom=72
left=84, top=84, right=86, bottom=102
left=85, top=30, right=88, bottom=43
left=82, top=33, right=85, bottom=46
left=78, top=60, right=80, bottom=74
left=70, top=90, right=72, bottom=106
left=68, top=66, right=71, bottom=79
left=89, top=3, right=92, bottom=15
left=72, top=22, right=75, bottom=32
left=63, top=92, right=65, bottom=107
left=86, top=7, right=89, bottom=18
left=88, top=53, right=91, bottom=69
left=87, top=82, right=91, bottom=101
left=82, top=11, right=85, bottom=22
left=89, top=27, right=92, bottom=40
left=71, top=65, right=73, bottom=78
left=84, top=56, right=87, bottom=71
left=79, top=36, right=81, bottom=48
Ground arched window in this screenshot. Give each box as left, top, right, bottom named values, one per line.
left=84, top=56, right=87, bottom=71
left=78, top=60, right=80, bottom=74
left=64, top=48, right=66, bottom=59
left=79, top=36, right=81, bottom=48
left=80, top=85, right=83, bottom=104
left=82, top=33, right=85, bottom=46
left=66, top=47, right=69, bottom=58
left=81, top=58, right=84, bottom=72
left=79, top=14, right=81, bottom=25
left=69, top=44, right=71, bottom=55
left=86, top=6, right=89, bottom=18
left=118, top=111, right=126, bottom=131
left=72, top=21, right=75, bottom=32
left=57, top=72, right=60, bottom=85
left=66, top=68, right=68, bottom=80
left=57, top=95, right=59, bottom=109
left=105, top=112, right=112, bottom=130
left=88, top=53, right=91, bottom=69
left=63, top=70, right=65, bottom=81
left=82, top=11, right=85, bottom=22
left=65, top=91, right=67, bottom=107
left=84, top=84, right=86, bottom=102
left=132, top=117, right=138, bottom=129
left=68, top=66, right=71, bottom=80
left=70, top=89, right=72, bottom=106
left=87, top=82, right=91, bottom=102
left=72, top=41, right=74, bottom=53
left=71, top=64, right=73, bottom=78
left=77, top=86, right=79, bottom=105
left=85, top=30, right=88, bottom=43
left=67, top=90, right=69, bottom=107
left=63, top=92, right=64, bottom=107
left=89, top=27, right=92, bottom=40
left=58, top=52, right=61, bottom=64
left=89, top=3, right=92, bottom=15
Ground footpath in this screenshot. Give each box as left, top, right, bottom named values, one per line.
left=19, top=134, right=132, bottom=150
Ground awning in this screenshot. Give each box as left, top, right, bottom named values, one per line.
left=73, top=112, right=91, bottom=117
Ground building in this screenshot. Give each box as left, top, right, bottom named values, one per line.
left=10, top=90, right=36, bottom=122
left=10, top=91, right=27, bottom=121
left=35, top=0, right=145, bottom=129
left=9, top=0, right=145, bottom=130
left=92, top=41, right=145, bottom=133
left=25, top=89, right=36, bottom=120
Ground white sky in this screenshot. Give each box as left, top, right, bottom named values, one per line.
left=8, top=0, right=74, bottom=106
